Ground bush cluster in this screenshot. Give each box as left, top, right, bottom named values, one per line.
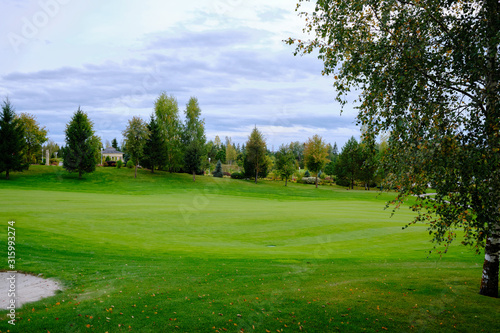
left=230, top=172, right=245, bottom=179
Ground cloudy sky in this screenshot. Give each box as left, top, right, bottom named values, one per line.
left=1, top=0, right=360, bottom=149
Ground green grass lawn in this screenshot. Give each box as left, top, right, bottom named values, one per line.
left=0, top=166, right=497, bottom=332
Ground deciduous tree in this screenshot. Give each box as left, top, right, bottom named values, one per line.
left=182, top=97, right=206, bottom=181
left=275, top=143, right=297, bottom=186
left=17, top=113, right=47, bottom=166
left=245, top=127, right=267, bottom=184
left=304, top=135, right=329, bottom=188
left=155, top=92, right=182, bottom=172
left=290, top=0, right=500, bottom=296
left=123, top=116, right=149, bottom=178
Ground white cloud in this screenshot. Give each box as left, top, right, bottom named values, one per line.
left=0, top=0, right=360, bottom=150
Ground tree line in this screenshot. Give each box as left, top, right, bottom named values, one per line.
left=0, top=94, right=389, bottom=188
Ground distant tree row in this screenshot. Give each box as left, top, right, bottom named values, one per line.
left=1, top=96, right=387, bottom=187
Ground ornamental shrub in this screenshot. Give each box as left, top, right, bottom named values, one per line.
left=304, top=170, right=311, bottom=177
left=116, top=160, right=123, bottom=168
left=126, top=160, right=134, bottom=169
left=231, top=172, right=245, bottom=179
left=213, top=160, right=223, bottom=178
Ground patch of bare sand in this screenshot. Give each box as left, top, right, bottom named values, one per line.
left=0, top=272, right=61, bottom=309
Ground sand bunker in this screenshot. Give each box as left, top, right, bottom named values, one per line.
left=0, top=272, right=61, bottom=309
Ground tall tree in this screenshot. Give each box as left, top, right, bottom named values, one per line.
left=275, top=143, right=297, bottom=186
left=225, top=137, right=237, bottom=166
left=123, top=117, right=149, bottom=178
left=290, top=0, right=500, bottom=296
left=0, top=99, right=26, bottom=179
left=62, top=107, right=96, bottom=179
left=155, top=92, right=182, bottom=172
left=182, top=97, right=206, bottom=181
left=17, top=113, right=47, bottom=166
left=304, top=134, right=330, bottom=188
left=359, top=136, right=379, bottom=190
left=111, top=138, right=119, bottom=151
left=142, top=114, right=165, bottom=173
left=334, top=137, right=362, bottom=189
left=245, top=127, right=267, bottom=184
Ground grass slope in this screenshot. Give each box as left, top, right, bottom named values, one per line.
left=0, top=166, right=497, bottom=332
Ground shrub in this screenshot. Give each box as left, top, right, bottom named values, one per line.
left=295, top=170, right=304, bottom=182
left=105, top=156, right=111, bottom=162
left=126, top=160, right=134, bottom=169
left=49, top=158, right=58, bottom=165
left=116, top=160, right=123, bottom=168
left=304, top=170, right=311, bottom=177
left=213, top=160, right=223, bottom=178
left=299, top=177, right=317, bottom=184
left=336, top=178, right=351, bottom=187
left=231, top=172, right=245, bottom=179
left=223, top=171, right=231, bottom=177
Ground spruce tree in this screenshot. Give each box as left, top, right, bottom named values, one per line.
left=142, top=114, right=165, bottom=173
left=62, top=107, right=97, bottom=179
left=0, top=99, right=26, bottom=179
left=213, top=159, right=223, bottom=178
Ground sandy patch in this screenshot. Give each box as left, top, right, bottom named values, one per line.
left=0, top=272, right=61, bottom=309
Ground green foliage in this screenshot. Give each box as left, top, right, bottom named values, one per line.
left=213, top=159, right=223, bottom=178
left=304, top=170, right=310, bottom=177
left=116, top=160, right=123, bottom=169
left=245, top=126, right=267, bottom=183
left=215, top=149, right=226, bottom=164
left=61, top=107, right=96, bottom=179
left=17, top=113, right=47, bottom=166
left=142, top=114, right=165, bottom=173
left=225, top=137, right=237, bottom=165
left=275, top=143, right=296, bottom=186
left=182, top=97, right=206, bottom=180
left=304, top=134, right=330, bottom=188
left=290, top=0, right=500, bottom=296
left=126, top=160, right=134, bottom=169
left=155, top=92, right=183, bottom=172
left=111, top=138, right=119, bottom=151
left=0, top=99, right=26, bottom=179
left=123, top=116, right=149, bottom=178
left=324, top=161, right=335, bottom=178
left=334, top=137, right=362, bottom=189
left=105, top=156, right=111, bottom=162
left=230, top=171, right=245, bottom=179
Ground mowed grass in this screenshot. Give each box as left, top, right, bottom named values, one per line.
left=0, top=166, right=497, bottom=332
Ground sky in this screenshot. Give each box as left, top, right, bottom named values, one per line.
left=0, top=0, right=361, bottom=150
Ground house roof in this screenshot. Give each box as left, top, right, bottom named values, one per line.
left=102, top=147, right=124, bottom=154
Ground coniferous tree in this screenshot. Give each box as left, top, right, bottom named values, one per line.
left=213, top=159, right=223, bottom=178
left=142, top=114, right=165, bottom=173
left=62, top=107, right=97, bottom=179
left=334, top=137, right=362, bottom=189
left=0, top=99, right=26, bottom=179
left=111, top=138, right=119, bottom=151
